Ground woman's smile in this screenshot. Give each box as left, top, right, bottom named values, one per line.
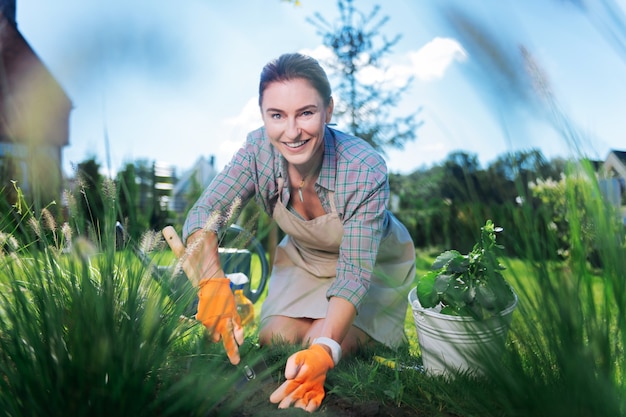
left=283, top=139, right=310, bottom=149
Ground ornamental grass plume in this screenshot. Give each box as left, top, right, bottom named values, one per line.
left=0, top=183, right=254, bottom=417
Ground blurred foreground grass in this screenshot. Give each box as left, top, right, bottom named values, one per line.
left=1, top=216, right=624, bottom=417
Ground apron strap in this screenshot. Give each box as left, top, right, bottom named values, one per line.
left=277, top=174, right=285, bottom=203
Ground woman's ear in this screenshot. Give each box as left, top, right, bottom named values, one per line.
left=325, top=97, right=334, bottom=123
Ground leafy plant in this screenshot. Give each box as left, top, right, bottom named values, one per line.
left=416, top=220, right=516, bottom=319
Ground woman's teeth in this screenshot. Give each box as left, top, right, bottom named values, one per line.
left=284, top=140, right=308, bottom=148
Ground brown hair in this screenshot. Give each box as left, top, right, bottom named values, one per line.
left=258, top=53, right=332, bottom=107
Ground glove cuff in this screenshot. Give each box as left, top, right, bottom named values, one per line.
left=198, top=277, right=230, bottom=288
left=312, top=337, right=342, bottom=365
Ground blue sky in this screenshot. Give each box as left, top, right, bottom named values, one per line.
left=16, top=0, right=626, bottom=177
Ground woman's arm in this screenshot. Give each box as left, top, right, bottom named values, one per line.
left=319, top=296, right=356, bottom=342
left=183, top=229, right=226, bottom=285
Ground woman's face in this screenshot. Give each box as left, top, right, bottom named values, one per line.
left=260, top=78, right=333, bottom=167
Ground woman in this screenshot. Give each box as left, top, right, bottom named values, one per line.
left=181, top=52, right=415, bottom=412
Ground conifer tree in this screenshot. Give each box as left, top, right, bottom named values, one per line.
left=308, top=0, right=422, bottom=154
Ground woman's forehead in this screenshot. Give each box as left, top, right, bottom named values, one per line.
left=261, top=78, right=324, bottom=108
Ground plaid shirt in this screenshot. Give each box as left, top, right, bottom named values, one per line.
left=183, top=126, right=391, bottom=308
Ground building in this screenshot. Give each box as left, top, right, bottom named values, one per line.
left=168, top=155, right=217, bottom=220
left=601, top=149, right=626, bottom=224
left=0, top=0, right=72, bottom=203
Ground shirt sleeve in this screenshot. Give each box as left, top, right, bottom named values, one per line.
left=326, top=141, right=390, bottom=310
left=182, top=150, right=255, bottom=242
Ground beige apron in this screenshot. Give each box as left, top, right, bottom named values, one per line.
left=259, top=176, right=416, bottom=348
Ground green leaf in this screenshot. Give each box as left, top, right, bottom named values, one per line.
left=440, top=305, right=459, bottom=316
left=490, top=275, right=516, bottom=310
left=433, top=273, right=453, bottom=294
left=463, top=283, right=476, bottom=303
left=444, top=281, right=467, bottom=305
left=446, top=256, right=469, bottom=274
left=431, top=250, right=462, bottom=269
left=475, top=283, right=497, bottom=310
left=467, top=303, right=486, bottom=320
left=416, top=271, right=438, bottom=308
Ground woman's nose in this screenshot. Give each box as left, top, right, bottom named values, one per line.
left=285, top=119, right=300, bottom=140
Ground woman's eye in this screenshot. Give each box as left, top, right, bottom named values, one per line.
left=271, top=113, right=282, bottom=120
left=301, top=110, right=313, bottom=117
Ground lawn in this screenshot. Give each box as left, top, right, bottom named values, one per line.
left=0, top=201, right=624, bottom=416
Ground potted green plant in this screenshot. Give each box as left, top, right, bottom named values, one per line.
left=408, top=220, right=518, bottom=375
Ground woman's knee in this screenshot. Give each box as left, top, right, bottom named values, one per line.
left=258, top=315, right=311, bottom=346
left=340, top=326, right=372, bottom=355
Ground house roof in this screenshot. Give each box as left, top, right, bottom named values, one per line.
left=612, top=150, right=626, bottom=165
left=603, top=149, right=626, bottom=181
left=168, top=156, right=217, bottom=213
left=0, top=15, right=72, bottom=146
left=588, top=159, right=604, bottom=172
left=171, top=156, right=217, bottom=197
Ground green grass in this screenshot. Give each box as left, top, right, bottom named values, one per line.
left=1, top=234, right=624, bottom=416
left=1, top=176, right=625, bottom=416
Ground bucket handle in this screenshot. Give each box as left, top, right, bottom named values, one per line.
left=412, top=307, right=426, bottom=322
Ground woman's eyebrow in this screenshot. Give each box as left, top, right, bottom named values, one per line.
left=264, top=104, right=318, bottom=113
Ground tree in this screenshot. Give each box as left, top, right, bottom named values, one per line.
left=440, top=151, right=481, bottom=202
left=74, top=157, right=105, bottom=238
left=116, top=162, right=151, bottom=240
left=389, top=166, right=448, bottom=247
left=0, top=155, right=20, bottom=208
left=484, top=149, right=563, bottom=205
left=115, top=159, right=175, bottom=237
left=308, top=0, right=422, bottom=154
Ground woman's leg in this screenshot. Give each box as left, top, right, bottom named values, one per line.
left=258, top=315, right=313, bottom=345
left=258, top=315, right=372, bottom=356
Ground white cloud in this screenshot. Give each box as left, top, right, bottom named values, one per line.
left=218, top=97, right=263, bottom=163
left=408, top=37, right=467, bottom=81
left=224, top=96, right=261, bottom=129
left=301, top=38, right=466, bottom=88
left=299, top=45, right=336, bottom=69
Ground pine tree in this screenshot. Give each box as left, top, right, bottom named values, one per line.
left=308, top=0, right=423, bottom=154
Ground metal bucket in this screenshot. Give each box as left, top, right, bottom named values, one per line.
left=408, top=287, right=517, bottom=376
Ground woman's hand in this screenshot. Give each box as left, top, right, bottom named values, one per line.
left=184, top=232, right=244, bottom=364
left=162, top=227, right=243, bottom=364
left=196, top=278, right=244, bottom=365
left=269, top=344, right=334, bottom=412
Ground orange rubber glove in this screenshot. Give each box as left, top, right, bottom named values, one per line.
left=269, top=344, right=334, bottom=412
left=196, top=278, right=244, bottom=365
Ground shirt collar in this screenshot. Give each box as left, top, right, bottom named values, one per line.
left=318, top=126, right=337, bottom=192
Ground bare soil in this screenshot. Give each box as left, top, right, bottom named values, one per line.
left=225, top=376, right=430, bottom=417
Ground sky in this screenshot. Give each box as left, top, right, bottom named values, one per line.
left=15, top=0, right=626, bottom=177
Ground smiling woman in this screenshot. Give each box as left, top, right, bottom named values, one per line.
left=180, top=52, right=416, bottom=412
